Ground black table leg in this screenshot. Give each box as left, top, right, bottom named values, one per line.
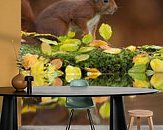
left=110, top=96, right=127, bottom=130
left=0, top=96, right=18, bottom=130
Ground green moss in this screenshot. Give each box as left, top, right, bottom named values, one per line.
left=19, top=44, right=41, bottom=56
left=19, top=44, right=139, bottom=73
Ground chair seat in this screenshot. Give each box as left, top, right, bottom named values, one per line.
left=66, top=97, right=94, bottom=109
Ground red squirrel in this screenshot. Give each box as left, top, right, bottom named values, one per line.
left=35, top=0, right=117, bottom=38
left=21, top=0, right=35, bottom=32
left=22, top=0, right=118, bottom=38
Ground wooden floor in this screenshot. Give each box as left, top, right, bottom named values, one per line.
left=20, top=125, right=163, bottom=130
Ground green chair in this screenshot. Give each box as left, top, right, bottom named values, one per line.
left=65, top=79, right=95, bottom=130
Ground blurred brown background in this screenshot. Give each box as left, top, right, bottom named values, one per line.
left=22, top=0, right=163, bottom=47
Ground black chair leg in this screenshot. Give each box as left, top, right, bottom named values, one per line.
left=87, top=109, right=95, bottom=130
left=66, top=109, right=74, bottom=130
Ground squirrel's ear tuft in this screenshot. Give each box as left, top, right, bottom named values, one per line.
left=103, top=0, right=109, bottom=3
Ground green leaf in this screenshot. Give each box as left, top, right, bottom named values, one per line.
left=75, top=54, right=90, bottom=63
left=67, top=31, right=76, bottom=38
left=128, top=72, right=147, bottom=81
left=128, top=64, right=147, bottom=73
left=41, top=42, right=52, bottom=55
left=57, top=35, right=68, bottom=42
left=146, top=70, right=154, bottom=76
left=39, top=38, right=58, bottom=45
left=63, top=39, right=81, bottom=45
left=99, top=102, right=110, bottom=119
left=142, top=45, right=163, bottom=51
left=82, top=34, right=93, bottom=44
left=60, top=44, right=79, bottom=52
left=78, top=47, right=95, bottom=53
left=99, top=23, right=112, bottom=41
left=58, top=97, right=66, bottom=105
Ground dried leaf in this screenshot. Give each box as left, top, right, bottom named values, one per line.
left=51, top=59, right=63, bottom=70
left=53, top=78, right=63, bottom=86
left=85, top=67, right=101, bottom=79
left=92, top=97, right=109, bottom=104
left=89, top=40, right=108, bottom=48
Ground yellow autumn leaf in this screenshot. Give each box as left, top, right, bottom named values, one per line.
left=103, top=48, right=121, bottom=54
left=75, top=54, right=89, bottom=63
left=41, top=97, right=52, bottom=103
left=63, top=39, right=81, bottom=45
left=30, top=57, right=48, bottom=86
left=78, top=47, right=95, bottom=53
left=126, top=45, right=137, bottom=51
left=89, top=40, right=108, bottom=48
left=65, top=65, right=81, bottom=82
left=22, top=53, right=38, bottom=70
left=133, top=80, right=150, bottom=88
left=60, top=44, right=79, bottom=52
left=150, top=59, right=163, bottom=72
left=21, top=105, right=37, bottom=114
left=67, top=31, right=75, bottom=38
left=92, top=97, right=109, bottom=104
left=133, top=54, right=150, bottom=65
left=99, top=23, right=112, bottom=41
left=99, top=102, right=110, bottom=119
left=41, top=42, right=52, bottom=55
left=150, top=73, right=163, bottom=90
left=85, top=67, right=101, bottom=79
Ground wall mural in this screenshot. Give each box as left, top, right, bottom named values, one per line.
left=21, top=0, right=163, bottom=125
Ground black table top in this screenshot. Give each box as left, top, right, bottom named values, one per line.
left=0, top=86, right=158, bottom=97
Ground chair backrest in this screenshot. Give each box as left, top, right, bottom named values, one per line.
left=66, top=79, right=94, bottom=108
left=70, top=79, right=89, bottom=87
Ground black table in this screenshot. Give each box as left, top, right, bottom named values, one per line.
left=0, top=86, right=158, bottom=130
